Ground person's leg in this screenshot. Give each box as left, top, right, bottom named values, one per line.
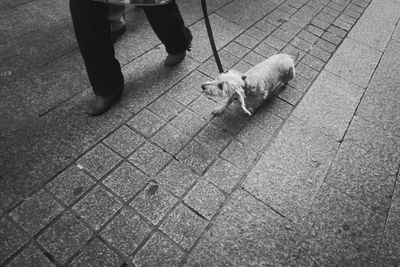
left=69, top=0, right=124, bottom=96
left=142, top=1, right=192, bottom=65
left=108, top=4, right=126, bottom=32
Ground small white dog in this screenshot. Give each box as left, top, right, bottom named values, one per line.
left=201, top=53, right=296, bottom=116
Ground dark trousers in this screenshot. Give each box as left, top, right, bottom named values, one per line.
left=69, top=0, right=191, bottom=95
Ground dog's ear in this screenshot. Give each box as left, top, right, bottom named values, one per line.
left=241, top=75, right=247, bottom=81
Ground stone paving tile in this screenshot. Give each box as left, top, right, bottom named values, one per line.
left=170, top=108, right=208, bottom=137
left=177, top=140, right=217, bottom=175
left=10, top=189, right=64, bottom=236
left=210, top=103, right=249, bottom=135
left=235, top=33, right=260, bottom=49
left=160, top=203, right=208, bottom=250
left=151, top=123, right=191, bottom=155
left=186, top=189, right=297, bottom=266
left=0, top=217, right=29, bottom=265
left=31, top=0, right=69, bottom=21
left=103, top=125, right=145, bottom=157
left=221, top=140, right=258, bottom=170
left=148, top=95, right=185, bottom=121
left=130, top=181, right=178, bottom=225
left=46, top=166, right=95, bottom=206
left=243, top=116, right=339, bottom=224
left=103, top=162, right=148, bottom=202
left=188, top=94, right=220, bottom=120
left=155, top=159, right=198, bottom=198
left=276, top=86, right=304, bottom=105
left=129, top=141, right=173, bottom=177
left=195, top=123, right=233, bottom=152
left=37, top=211, right=92, bottom=265
left=203, top=158, right=244, bottom=194
left=287, top=183, right=385, bottom=266
left=218, top=50, right=240, bottom=69
left=100, top=207, right=152, bottom=257
left=216, top=0, right=278, bottom=27
left=348, top=0, right=400, bottom=51
left=166, top=70, right=206, bottom=106
left=235, top=121, right=278, bottom=152
left=6, top=242, right=54, bottom=267
left=293, top=70, right=364, bottom=141
left=69, top=238, right=122, bottom=267
left=131, top=231, right=185, bottom=267
left=224, top=41, right=251, bottom=58
left=184, top=179, right=226, bottom=220
left=356, top=40, right=400, bottom=135
left=325, top=116, right=400, bottom=216
left=376, top=181, right=400, bottom=266
left=76, top=144, right=122, bottom=180
left=0, top=3, right=53, bottom=39
left=126, top=109, right=165, bottom=138
left=188, top=14, right=243, bottom=62
left=73, top=186, right=122, bottom=231
left=325, top=38, right=382, bottom=88
left=120, top=47, right=198, bottom=114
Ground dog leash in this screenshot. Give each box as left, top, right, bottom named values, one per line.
left=201, top=0, right=224, bottom=74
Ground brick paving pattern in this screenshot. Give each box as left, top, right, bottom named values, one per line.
left=1, top=0, right=400, bottom=265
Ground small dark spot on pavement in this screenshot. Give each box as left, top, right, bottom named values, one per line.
left=73, top=186, right=84, bottom=196
left=148, top=184, right=159, bottom=195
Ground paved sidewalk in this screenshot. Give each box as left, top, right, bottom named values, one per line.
left=1, top=0, right=400, bottom=265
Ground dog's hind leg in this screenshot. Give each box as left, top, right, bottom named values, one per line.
left=236, top=92, right=252, bottom=116
left=212, top=97, right=233, bottom=115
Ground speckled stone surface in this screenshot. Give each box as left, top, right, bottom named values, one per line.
left=151, top=124, right=191, bottom=155
left=184, top=179, right=226, bottom=220
left=171, top=108, right=207, bottom=137
left=243, top=116, right=339, bottom=224
left=102, top=125, right=145, bottom=157
left=155, top=160, right=198, bottom=197
left=186, top=189, right=297, bottom=266
left=221, top=140, right=258, bottom=170
left=0, top=217, right=29, bottom=265
left=6, top=243, right=55, bottom=267
left=46, top=166, right=95, bottom=206
left=293, top=70, right=364, bottom=141
left=37, top=211, right=92, bottom=265
left=126, top=109, right=165, bottom=138
left=166, top=71, right=206, bottom=106
left=76, top=144, right=122, bottom=180
left=325, top=116, right=400, bottom=216
left=177, top=140, right=217, bottom=175
left=10, top=190, right=63, bottom=235
left=129, top=141, right=173, bottom=177
left=325, top=38, right=382, bottom=88
left=73, top=186, right=122, bottom=230
left=103, top=162, right=148, bottom=201
left=287, top=184, right=385, bottom=266
left=132, top=231, right=185, bottom=267
left=130, top=182, right=178, bottom=225
left=348, top=0, right=400, bottom=51
left=203, top=158, right=244, bottom=194
left=160, top=203, right=208, bottom=250
left=195, top=123, right=233, bottom=153
left=69, top=238, right=122, bottom=267
left=100, top=207, right=152, bottom=257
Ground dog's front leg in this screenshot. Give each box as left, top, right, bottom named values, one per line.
left=212, top=97, right=233, bottom=115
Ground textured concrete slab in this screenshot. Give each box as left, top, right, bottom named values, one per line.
left=325, top=116, right=400, bottom=216
left=293, top=70, right=364, bottom=141
left=7, top=243, right=55, bottom=267
left=377, top=181, right=400, bottom=265
left=188, top=14, right=243, bottom=62
left=132, top=231, right=185, bottom=267
left=160, top=203, right=208, bottom=250
left=70, top=238, right=122, bottom=267
left=243, top=116, right=339, bottom=224
left=103, top=125, right=145, bottom=157
left=100, top=207, right=152, bottom=257
left=216, top=0, right=278, bottom=27
left=121, top=47, right=199, bottom=114
left=288, top=184, right=385, bottom=266
left=130, top=181, right=178, bottom=225
left=348, top=0, right=400, bottom=51
left=37, top=211, right=92, bottom=265
left=357, top=40, right=400, bottom=135
left=10, top=189, right=63, bottom=235
left=186, top=189, right=297, bottom=266
left=325, top=38, right=382, bottom=88
left=73, top=186, right=122, bottom=230
left=0, top=217, right=29, bottom=265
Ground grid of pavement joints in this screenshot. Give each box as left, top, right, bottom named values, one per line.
left=0, top=0, right=375, bottom=265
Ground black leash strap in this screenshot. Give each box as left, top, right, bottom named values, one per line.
left=201, top=0, right=224, bottom=73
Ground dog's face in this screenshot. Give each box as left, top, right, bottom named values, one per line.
left=201, top=70, right=246, bottom=98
